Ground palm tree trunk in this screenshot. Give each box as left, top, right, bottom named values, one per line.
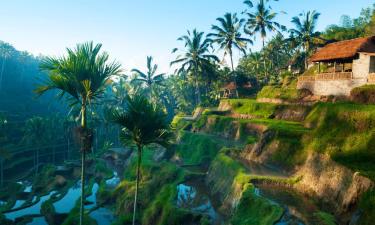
left=0, top=57, right=6, bottom=93
left=132, top=145, right=142, bottom=225
left=36, top=149, right=39, bottom=174
left=304, top=43, right=309, bottom=70
left=67, top=135, right=70, bottom=160
left=194, top=65, right=201, bottom=106
left=0, top=158, right=3, bottom=187
left=79, top=99, right=87, bottom=225
left=262, top=38, right=268, bottom=84
left=229, top=49, right=239, bottom=98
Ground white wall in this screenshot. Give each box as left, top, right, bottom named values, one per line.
left=297, top=79, right=367, bottom=96
left=353, top=53, right=370, bottom=79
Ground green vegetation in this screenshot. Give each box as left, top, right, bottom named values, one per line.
left=113, top=158, right=188, bottom=225
left=290, top=10, right=321, bottom=69
left=231, top=184, right=283, bottom=225
left=350, top=84, right=375, bottom=104
left=305, top=102, right=375, bottom=179
left=176, top=132, right=225, bottom=165
left=256, top=80, right=299, bottom=101
left=224, top=99, right=277, bottom=117
left=314, top=211, right=337, bottom=225
left=131, top=56, right=165, bottom=100
left=358, top=189, right=375, bottom=225
left=1, top=1, right=375, bottom=225
left=107, top=92, right=173, bottom=225
left=62, top=199, right=97, bottom=225
left=36, top=41, right=122, bottom=225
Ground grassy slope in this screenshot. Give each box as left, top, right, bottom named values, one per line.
left=209, top=150, right=283, bottom=225
left=305, top=102, right=375, bottom=179
left=222, top=99, right=278, bottom=118
left=210, top=99, right=375, bottom=225
left=111, top=148, right=190, bottom=225
left=256, top=79, right=299, bottom=100
left=176, top=131, right=236, bottom=165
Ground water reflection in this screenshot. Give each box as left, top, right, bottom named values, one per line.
left=53, top=182, right=81, bottom=213
left=105, top=172, right=120, bottom=188
left=177, top=182, right=222, bottom=224
left=5, top=191, right=56, bottom=220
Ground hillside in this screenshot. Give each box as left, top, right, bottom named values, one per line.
left=172, top=97, right=375, bottom=225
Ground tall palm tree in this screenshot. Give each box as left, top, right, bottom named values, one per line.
left=0, top=148, right=10, bottom=187
left=209, top=13, right=253, bottom=97
left=171, top=29, right=219, bottom=106
left=0, top=43, right=13, bottom=93
left=22, top=117, right=47, bottom=174
left=106, top=92, right=173, bottom=225
left=35, top=41, right=122, bottom=225
left=290, top=10, right=321, bottom=70
left=244, top=0, right=285, bottom=80
left=131, top=56, right=165, bottom=100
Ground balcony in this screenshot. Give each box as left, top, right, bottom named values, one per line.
left=298, top=72, right=353, bottom=83
left=369, top=73, right=375, bottom=83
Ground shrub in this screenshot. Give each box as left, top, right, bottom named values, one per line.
left=350, top=85, right=375, bottom=104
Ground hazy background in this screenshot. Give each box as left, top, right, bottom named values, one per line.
left=0, top=0, right=373, bottom=73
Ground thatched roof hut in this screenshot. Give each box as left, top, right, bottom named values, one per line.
left=310, top=36, right=375, bottom=62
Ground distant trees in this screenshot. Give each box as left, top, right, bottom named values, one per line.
left=36, top=41, right=122, bottom=225
left=244, top=0, right=285, bottom=80
left=106, top=92, right=172, bottom=225
left=209, top=12, right=252, bottom=96
left=131, top=56, right=165, bottom=100
left=171, top=29, right=219, bottom=106
left=289, top=10, right=321, bottom=69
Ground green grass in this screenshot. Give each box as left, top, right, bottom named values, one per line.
left=305, top=102, right=375, bottom=180
left=176, top=132, right=227, bottom=165
left=314, top=211, right=337, bottom=225
left=231, top=184, right=283, bottom=225
left=113, top=157, right=187, bottom=225
left=358, top=188, right=375, bottom=225
left=256, top=80, right=299, bottom=101
left=223, top=99, right=277, bottom=118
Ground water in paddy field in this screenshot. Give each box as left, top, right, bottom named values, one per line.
left=53, top=182, right=81, bottom=213
left=28, top=217, right=48, bottom=225
left=105, top=171, right=121, bottom=188
left=177, top=181, right=224, bottom=225
left=258, top=184, right=313, bottom=225
left=2, top=175, right=117, bottom=224
left=4, top=191, right=57, bottom=221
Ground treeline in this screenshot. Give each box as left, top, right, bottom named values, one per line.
left=1, top=1, right=375, bottom=170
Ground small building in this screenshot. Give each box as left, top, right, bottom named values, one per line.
left=220, top=82, right=238, bottom=98
left=297, top=36, right=375, bottom=96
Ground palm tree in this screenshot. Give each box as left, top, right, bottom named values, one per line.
left=171, top=29, right=219, bottom=105
left=0, top=42, right=13, bottom=93
left=209, top=13, right=252, bottom=97
left=290, top=11, right=321, bottom=70
left=131, top=56, right=165, bottom=100
left=22, top=117, right=47, bottom=174
left=244, top=0, right=285, bottom=80
left=36, top=41, right=122, bottom=225
left=0, top=148, right=10, bottom=187
left=106, top=92, right=173, bottom=225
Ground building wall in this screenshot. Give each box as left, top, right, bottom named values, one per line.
left=353, top=53, right=370, bottom=79
left=297, top=78, right=367, bottom=96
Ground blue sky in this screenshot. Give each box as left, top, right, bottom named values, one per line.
left=0, top=0, right=373, bottom=73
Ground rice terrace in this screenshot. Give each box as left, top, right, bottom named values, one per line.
left=0, top=0, right=374, bottom=225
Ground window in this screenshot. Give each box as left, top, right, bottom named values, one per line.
left=370, top=56, right=375, bottom=73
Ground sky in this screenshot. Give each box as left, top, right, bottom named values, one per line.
left=0, top=0, right=374, bottom=74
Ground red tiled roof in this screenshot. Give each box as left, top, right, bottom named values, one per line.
left=310, top=36, right=375, bottom=62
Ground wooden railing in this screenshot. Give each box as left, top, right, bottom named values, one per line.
left=369, top=73, right=375, bottom=83
left=298, top=75, right=315, bottom=81
left=298, top=72, right=353, bottom=82
left=315, top=72, right=353, bottom=80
